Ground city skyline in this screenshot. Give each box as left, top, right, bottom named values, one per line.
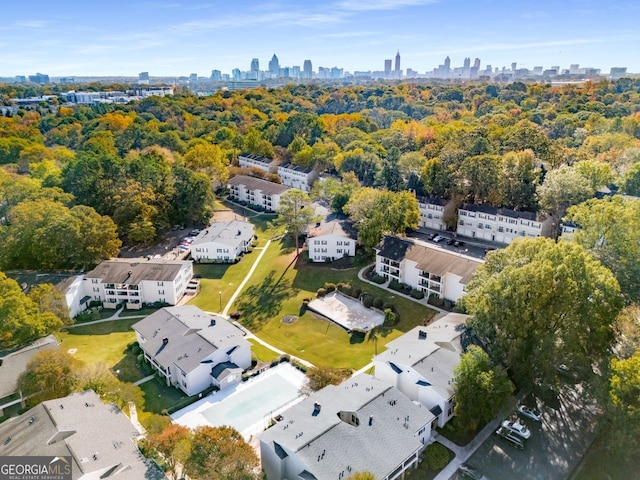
left=1, top=0, right=639, bottom=77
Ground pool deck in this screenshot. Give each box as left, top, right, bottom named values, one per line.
left=306, top=291, right=385, bottom=332
left=171, top=363, right=307, bottom=440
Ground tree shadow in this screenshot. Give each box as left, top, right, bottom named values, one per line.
left=235, top=271, right=297, bottom=331
left=349, top=331, right=366, bottom=344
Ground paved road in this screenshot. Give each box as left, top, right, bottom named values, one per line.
left=459, top=384, right=600, bottom=480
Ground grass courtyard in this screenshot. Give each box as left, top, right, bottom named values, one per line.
left=225, top=238, right=436, bottom=370
left=57, top=319, right=145, bottom=383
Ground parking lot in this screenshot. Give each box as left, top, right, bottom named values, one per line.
left=407, top=228, right=496, bottom=260
left=458, top=383, right=601, bottom=480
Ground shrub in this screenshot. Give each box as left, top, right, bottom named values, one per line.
left=337, top=283, right=352, bottom=296
left=229, top=311, right=242, bottom=319
left=383, top=308, right=398, bottom=327
left=424, top=443, right=451, bottom=470
left=372, top=274, right=386, bottom=284
left=317, top=288, right=327, bottom=297
left=372, top=297, right=384, bottom=309
left=351, top=287, right=362, bottom=299
left=324, top=282, right=336, bottom=292
left=388, top=279, right=402, bottom=291
left=428, top=296, right=445, bottom=307
left=362, top=295, right=374, bottom=308
left=410, top=289, right=425, bottom=299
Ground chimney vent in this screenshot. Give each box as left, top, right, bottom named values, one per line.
left=162, top=337, right=169, bottom=345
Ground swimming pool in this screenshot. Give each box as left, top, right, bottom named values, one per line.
left=171, top=363, right=306, bottom=439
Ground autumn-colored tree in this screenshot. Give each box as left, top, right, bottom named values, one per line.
left=18, top=349, right=82, bottom=406
left=185, top=426, right=260, bottom=480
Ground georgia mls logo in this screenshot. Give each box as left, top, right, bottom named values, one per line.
left=0, top=456, right=72, bottom=480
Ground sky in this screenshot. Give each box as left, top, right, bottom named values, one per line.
left=1, top=0, right=639, bottom=77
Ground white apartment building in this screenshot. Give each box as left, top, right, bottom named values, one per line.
left=375, top=236, right=482, bottom=303
left=456, top=204, right=546, bottom=244
left=258, top=374, right=434, bottom=480
left=133, top=306, right=251, bottom=396
left=238, top=153, right=276, bottom=173
left=228, top=175, right=290, bottom=212
left=417, top=197, right=448, bottom=231
left=307, top=219, right=356, bottom=262
left=82, top=258, right=193, bottom=310
left=191, top=220, right=255, bottom=263
left=374, top=313, right=468, bottom=429
left=277, top=163, right=317, bottom=192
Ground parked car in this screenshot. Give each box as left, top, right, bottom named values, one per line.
left=433, top=235, right=445, bottom=243
left=446, top=238, right=455, bottom=245
left=427, top=233, right=437, bottom=240
left=495, top=426, right=526, bottom=449
left=453, top=240, right=465, bottom=247
left=189, top=229, right=201, bottom=236
left=518, top=405, right=543, bottom=422
left=458, top=464, right=482, bottom=480
left=501, top=419, right=531, bottom=439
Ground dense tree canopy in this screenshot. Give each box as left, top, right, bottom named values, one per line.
left=463, top=238, right=623, bottom=392
left=565, top=196, right=640, bottom=303
left=454, top=345, right=514, bottom=431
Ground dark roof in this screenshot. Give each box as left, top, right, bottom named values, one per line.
left=0, top=335, right=59, bottom=399
left=278, top=163, right=313, bottom=174
left=0, top=390, right=167, bottom=480
left=418, top=196, right=448, bottom=207
left=239, top=153, right=274, bottom=165
left=85, top=259, right=190, bottom=284
left=228, top=175, right=290, bottom=196
left=460, top=203, right=537, bottom=221
left=430, top=405, right=443, bottom=417
left=210, top=361, right=240, bottom=381
left=376, top=236, right=481, bottom=283
left=274, top=441, right=288, bottom=459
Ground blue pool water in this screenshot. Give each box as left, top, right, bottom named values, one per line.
left=200, top=371, right=301, bottom=433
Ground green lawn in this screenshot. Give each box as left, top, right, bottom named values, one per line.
left=231, top=239, right=436, bottom=370
left=248, top=339, right=280, bottom=363
left=188, top=259, right=256, bottom=312
left=58, top=319, right=145, bottom=383
left=138, top=377, right=188, bottom=414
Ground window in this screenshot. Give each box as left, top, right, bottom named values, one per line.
left=321, top=240, right=327, bottom=245
left=498, top=226, right=504, bottom=232
left=337, top=249, right=342, bottom=254
left=157, top=281, right=164, bottom=286
left=91, top=279, right=99, bottom=284
left=158, top=290, right=165, bottom=295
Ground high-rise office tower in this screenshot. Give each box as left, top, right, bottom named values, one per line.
left=269, top=54, right=279, bottom=75
left=511, top=62, right=517, bottom=72
left=384, top=59, right=392, bottom=76
left=444, top=56, right=451, bottom=69
left=210, top=70, right=221, bottom=81
left=138, top=72, right=149, bottom=85
left=303, top=59, right=312, bottom=79
left=463, top=57, right=471, bottom=69
left=474, top=58, right=481, bottom=68
left=189, top=73, right=197, bottom=83
left=251, top=58, right=259, bottom=72
left=395, top=51, right=401, bottom=73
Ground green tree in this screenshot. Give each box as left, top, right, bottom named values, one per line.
left=420, top=157, right=449, bottom=198
left=183, top=142, right=230, bottom=188
left=500, top=150, right=539, bottom=211
left=0, top=272, right=64, bottom=348
left=273, top=189, right=319, bottom=256
left=538, top=165, right=593, bottom=232
left=18, top=349, right=82, bottom=406
left=453, top=345, right=514, bottom=431
left=28, top=284, right=71, bottom=326
left=565, top=196, right=640, bottom=303
left=622, top=161, right=640, bottom=196
left=185, top=426, right=260, bottom=480
left=607, top=349, right=640, bottom=459
left=463, top=238, right=622, bottom=392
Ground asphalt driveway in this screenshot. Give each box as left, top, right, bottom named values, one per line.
left=458, top=383, right=601, bottom=480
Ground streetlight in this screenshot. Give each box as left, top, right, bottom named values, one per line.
left=218, top=291, right=222, bottom=312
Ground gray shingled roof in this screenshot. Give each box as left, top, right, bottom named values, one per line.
left=307, top=218, right=356, bottom=240
left=0, top=335, right=59, bottom=399
left=375, top=313, right=468, bottom=401
left=376, top=236, right=482, bottom=283
left=461, top=203, right=538, bottom=221
left=228, top=175, right=290, bottom=196
left=240, top=153, right=274, bottom=166
left=258, top=374, right=434, bottom=480
left=192, top=220, right=254, bottom=248
left=0, top=390, right=166, bottom=480
left=132, top=306, right=249, bottom=374
left=85, top=258, right=190, bottom=284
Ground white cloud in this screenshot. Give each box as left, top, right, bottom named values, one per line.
left=334, top=0, right=436, bottom=12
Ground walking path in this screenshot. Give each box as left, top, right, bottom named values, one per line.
left=133, top=374, right=155, bottom=386
left=65, top=306, right=146, bottom=328
left=222, top=239, right=272, bottom=316
left=127, top=401, right=147, bottom=437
